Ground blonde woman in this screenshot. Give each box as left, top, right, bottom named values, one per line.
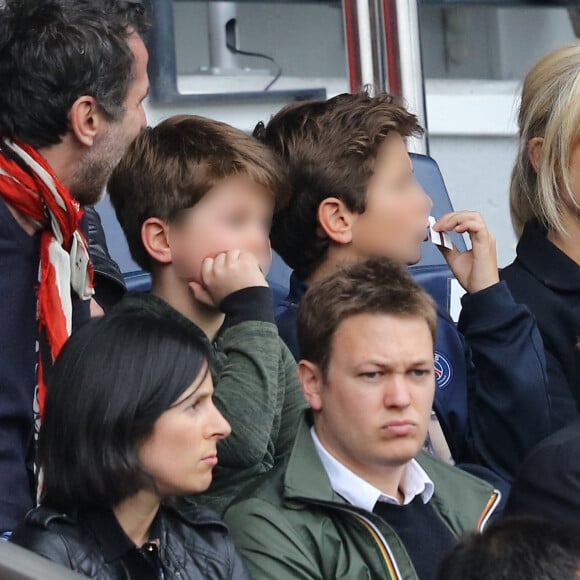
left=502, top=43, right=580, bottom=429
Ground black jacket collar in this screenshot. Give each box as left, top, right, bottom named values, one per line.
left=516, top=219, right=580, bottom=292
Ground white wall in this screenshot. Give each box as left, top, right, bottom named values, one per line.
left=104, top=2, right=578, bottom=271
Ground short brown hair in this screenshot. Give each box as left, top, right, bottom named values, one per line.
left=260, top=92, right=423, bottom=280
left=108, top=114, right=288, bottom=271
left=297, top=258, right=437, bottom=378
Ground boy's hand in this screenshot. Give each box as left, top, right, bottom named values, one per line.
left=433, top=211, right=499, bottom=294
left=190, top=249, right=268, bottom=307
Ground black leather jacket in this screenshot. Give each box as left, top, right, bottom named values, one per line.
left=84, top=206, right=126, bottom=312
left=10, top=504, right=250, bottom=580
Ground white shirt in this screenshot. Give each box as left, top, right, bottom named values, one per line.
left=311, top=427, right=434, bottom=512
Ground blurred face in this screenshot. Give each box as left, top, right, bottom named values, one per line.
left=168, top=175, right=275, bottom=282
left=308, top=313, right=435, bottom=485
left=350, top=133, right=432, bottom=265
left=72, top=33, right=149, bottom=205
left=138, top=367, right=231, bottom=497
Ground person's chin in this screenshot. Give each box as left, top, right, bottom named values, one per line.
left=387, top=437, right=423, bottom=459
left=404, top=246, right=423, bottom=266
left=72, top=185, right=107, bottom=207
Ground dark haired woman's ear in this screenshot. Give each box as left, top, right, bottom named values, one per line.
left=253, top=121, right=266, bottom=140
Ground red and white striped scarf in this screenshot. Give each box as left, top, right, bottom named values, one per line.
left=0, top=138, right=94, bottom=415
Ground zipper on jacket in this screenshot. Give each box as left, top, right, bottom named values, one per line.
left=306, top=501, right=404, bottom=579
left=351, top=512, right=403, bottom=580
left=477, top=490, right=501, bottom=531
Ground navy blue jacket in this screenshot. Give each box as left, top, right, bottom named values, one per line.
left=0, top=199, right=90, bottom=533
left=505, top=419, right=580, bottom=528
left=501, top=219, right=580, bottom=430
left=277, top=272, right=550, bottom=492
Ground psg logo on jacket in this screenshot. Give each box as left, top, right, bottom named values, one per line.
left=434, top=352, right=453, bottom=390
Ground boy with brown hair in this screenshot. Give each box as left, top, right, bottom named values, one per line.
left=259, top=92, right=550, bottom=492
left=107, top=114, right=306, bottom=514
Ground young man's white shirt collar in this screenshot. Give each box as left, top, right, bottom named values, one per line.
left=310, top=426, right=434, bottom=512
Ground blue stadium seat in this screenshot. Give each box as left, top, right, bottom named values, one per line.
left=123, top=269, right=153, bottom=293
left=408, top=153, right=466, bottom=315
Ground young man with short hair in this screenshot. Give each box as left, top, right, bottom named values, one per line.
left=225, top=258, right=501, bottom=580
left=0, top=0, right=149, bottom=534
left=258, top=92, right=550, bottom=490
left=108, top=114, right=306, bottom=514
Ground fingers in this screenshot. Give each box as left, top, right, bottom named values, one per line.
left=188, top=279, right=217, bottom=308
left=199, top=249, right=268, bottom=306
left=433, top=211, right=499, bottom=293
left=434, top=211, right=486, bottom=234
left=434, top=211, right=496, bottom=248
left=200, top=256, right=215, bottom=285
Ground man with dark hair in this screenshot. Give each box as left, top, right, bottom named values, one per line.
left=0, top=0, right=149, bottom=535
left=259, top=92, right=550, bottom=493
left=437, top=517, right=580, bottom=580
left=225, top=258, right=501, bottom=580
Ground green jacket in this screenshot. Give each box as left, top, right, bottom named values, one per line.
left=111, top=290, right=307, bottom=514
left=224, top=413, right=501, bottom=580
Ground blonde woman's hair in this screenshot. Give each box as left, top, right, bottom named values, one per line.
left=510, top=43, right=580, bottom=237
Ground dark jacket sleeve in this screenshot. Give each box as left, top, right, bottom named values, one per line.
left=505, top=420, right=580, bottom=528
left=456, top=281, right=550, bottom=482
left=0, top=200, right=40, bottom=532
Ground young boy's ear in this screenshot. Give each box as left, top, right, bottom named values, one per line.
left=141, top=218, right=173, bottom=264
left=317, top=197, right=354, bottom=245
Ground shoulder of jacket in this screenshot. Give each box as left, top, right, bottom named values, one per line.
left=417, top=451, right=492, bottom=490
left=162, top=506, right=245, bottom=575
left=167, top=504, right=225, bottom=528
left=416, top=452, right=500, bottom=530
left=24, top=506, right=77, bottom=529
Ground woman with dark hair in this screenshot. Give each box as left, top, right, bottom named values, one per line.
left=9, top=313, right=248, bottom=579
